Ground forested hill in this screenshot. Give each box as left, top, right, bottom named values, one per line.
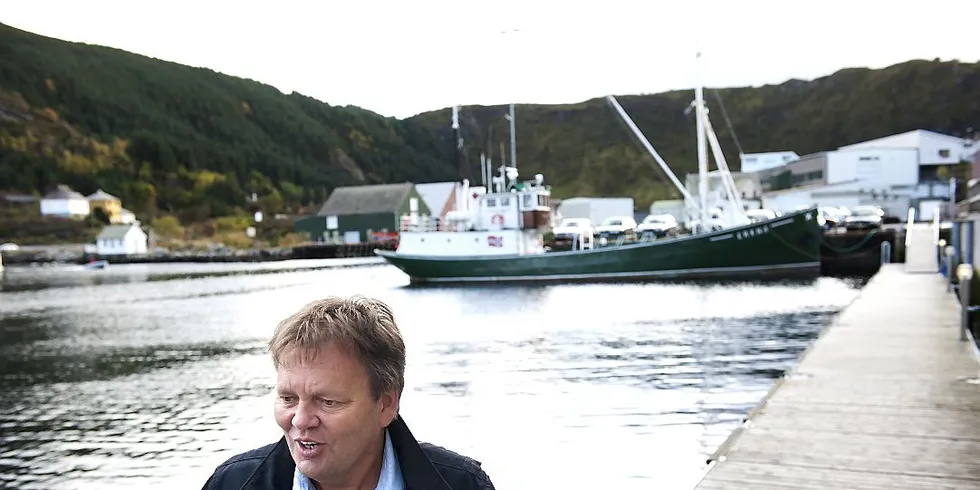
left=410, top=60, right=980, bottom=206
left=1, top=22, right=979, bottom=223
left=0, top=22, right=457, bottom=222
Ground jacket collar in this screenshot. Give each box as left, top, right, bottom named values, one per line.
left=387, top=416, right=454, bottom=490
left=256, top=415, right=452, bottom=490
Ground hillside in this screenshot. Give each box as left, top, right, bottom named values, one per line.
left=1, top=22, right=979, bottom=226
left=410, top=61, right=980, bottom=206
left=0, top=22, right=456, bottom=223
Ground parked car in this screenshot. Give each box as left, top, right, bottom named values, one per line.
left=552, top=218, right=594, bottom=241
left=817, top=206, right=848, bottom=230
left=594, top=215, right=637, bottom=239
left=636, top=214, right=679, bottom=239
left=844, top=205, right=885, bottom=231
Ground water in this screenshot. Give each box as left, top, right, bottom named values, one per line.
left=0, top=259, right=866, bottom=490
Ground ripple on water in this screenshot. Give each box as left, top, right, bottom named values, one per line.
left=0, top=264, right=864, bottom=490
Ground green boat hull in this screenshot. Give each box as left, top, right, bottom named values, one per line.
left=376, top=208, right=823, bottom=284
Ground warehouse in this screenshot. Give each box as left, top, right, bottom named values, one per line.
left=294, top=183, right=430, bottom=244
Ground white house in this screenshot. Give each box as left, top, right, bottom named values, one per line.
left=119, top=208, right=137, bottom=224
left=95, top=224, right=148, bottom=256
left=740, top=151, right=800, bottom=173
left=39, top=185, right=90, bottom=218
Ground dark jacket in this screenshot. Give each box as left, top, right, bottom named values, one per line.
left=200, top=415, right=495, bottom=490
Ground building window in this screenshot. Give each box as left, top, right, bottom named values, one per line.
left=939, top=149, right=950, bottom=158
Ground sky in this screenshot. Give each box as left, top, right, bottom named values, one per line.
left=4, top=0, right=980, bottom=119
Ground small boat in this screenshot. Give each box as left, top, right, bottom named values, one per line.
left=84, top=260, right=109, bottom=270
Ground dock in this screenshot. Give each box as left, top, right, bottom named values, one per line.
left=693, top=223, right=980, bottom=489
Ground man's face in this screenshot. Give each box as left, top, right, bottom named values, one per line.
left=274, top=341, right=398, bottom=486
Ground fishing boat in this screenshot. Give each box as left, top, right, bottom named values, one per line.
left=375, top=54, right=822, bottom=285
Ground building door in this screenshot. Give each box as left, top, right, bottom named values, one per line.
left=343, top=231, right=361, bottom=244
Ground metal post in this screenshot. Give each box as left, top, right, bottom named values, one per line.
left=880, top=241, right=892, bottom=265
left=952, top=220, right=961, bottom=270
left=967, top=220, right=976, bottom=266
left=946, top=245, right=955, bottom=292
left=957, top=263, right=973, bottom=342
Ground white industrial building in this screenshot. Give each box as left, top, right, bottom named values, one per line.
left=556, top=197, right=634, bottom=225
left=748, top=129, right=977, bottom=220
left=740, top=151, right=800, bottom=173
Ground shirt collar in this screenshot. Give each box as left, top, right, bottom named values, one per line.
left=293, top=429, right=404, bottom=490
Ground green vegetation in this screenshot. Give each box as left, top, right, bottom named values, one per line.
left=1, top=21, right=979, bottom=248
left=0, top=23, right=455, bottom=229
left=411, top=60, right=980, bottom=206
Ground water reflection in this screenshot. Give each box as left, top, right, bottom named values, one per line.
left=0, top=262, right=866, bottom=490
left=0, top=257, right=384, bottom=293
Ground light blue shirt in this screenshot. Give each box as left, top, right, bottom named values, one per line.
left=293, top=429, right=405, bottom=490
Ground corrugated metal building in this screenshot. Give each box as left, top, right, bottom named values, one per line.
left=294, top=183, right=430, bottom=244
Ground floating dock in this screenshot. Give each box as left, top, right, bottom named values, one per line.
left=693, top=223, right=980, bottom=489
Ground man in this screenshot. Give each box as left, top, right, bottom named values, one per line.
left=201, top=296, right=496, bottom=490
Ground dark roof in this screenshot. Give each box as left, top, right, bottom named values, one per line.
left=96, top=224, right=141, bottom=240
left=317, top=183, right=414, bottom=216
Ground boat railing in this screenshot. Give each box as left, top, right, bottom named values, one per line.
left=399, top=214, right=462, bottom=232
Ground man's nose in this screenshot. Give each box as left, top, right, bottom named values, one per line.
left=292, top=401, right=319, bottom=430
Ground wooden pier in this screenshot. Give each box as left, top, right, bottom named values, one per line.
left=693, top=224, right=980, bottom=489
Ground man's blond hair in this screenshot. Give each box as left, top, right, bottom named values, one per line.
left=269, top=295, right=405, bottom=398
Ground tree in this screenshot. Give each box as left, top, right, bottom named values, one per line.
left=92, top=206, right=111, bottom=225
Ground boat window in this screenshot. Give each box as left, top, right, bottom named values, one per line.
left=500, top=197, right=510, bottom=206
left=538, top=195, right=547, bottom=206
left=486, top=198, right=497, bottom=208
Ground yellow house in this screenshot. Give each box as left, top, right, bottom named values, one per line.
left=87, top=189, right=124, bottom=223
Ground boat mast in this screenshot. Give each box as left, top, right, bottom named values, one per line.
left=508, top=104, right=517, bottom=170
left=451, top=105, right=465, bottom=181
left=703, top=114, right=748, bottom=220
left=694, top=50, right=709, bottom=230
left=487, top=126, right=494, bottom=189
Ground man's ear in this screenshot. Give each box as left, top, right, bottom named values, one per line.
left=379, top=391, right=399, bottom=426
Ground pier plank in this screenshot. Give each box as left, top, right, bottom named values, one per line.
left=693, top=262, right=980, bottom=489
